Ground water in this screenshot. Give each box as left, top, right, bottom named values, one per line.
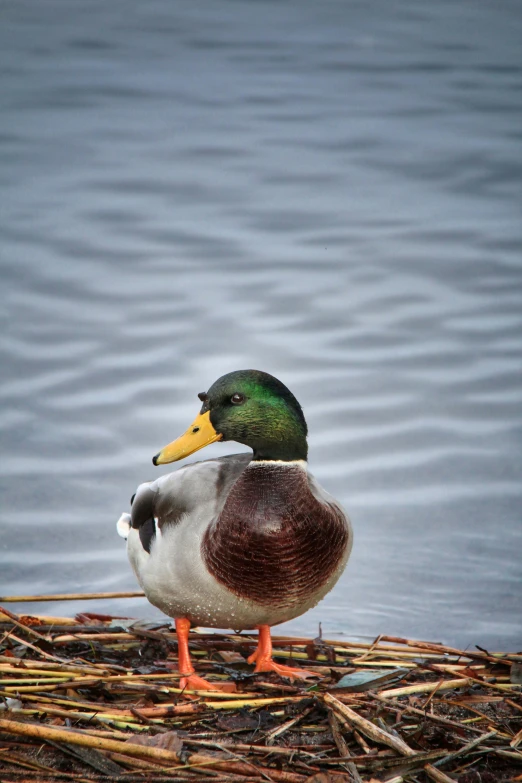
left=1, top=0, right=521, bottom=650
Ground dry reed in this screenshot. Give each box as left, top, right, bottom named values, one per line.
left=0, top=598, right=520, bottom=782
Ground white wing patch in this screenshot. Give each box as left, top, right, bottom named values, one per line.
left=116, top=513, right=131, bottom=539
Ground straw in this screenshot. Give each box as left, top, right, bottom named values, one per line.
left=0, top=602, right=520, bottom=782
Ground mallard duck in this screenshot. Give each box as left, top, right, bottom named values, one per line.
left=117, top=370, right=352, bottom=690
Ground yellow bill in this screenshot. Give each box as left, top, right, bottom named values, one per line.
left=152, top=410, right=222, bottom=465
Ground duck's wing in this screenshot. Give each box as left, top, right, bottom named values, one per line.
left=128, top=453, right=252, bottom=554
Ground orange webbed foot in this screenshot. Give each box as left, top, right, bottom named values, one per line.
left=248, top=626, right=318, bottom=680
left=180, top=674, right=237, bottom=692
left=175, top=618, right=236, bottom=693
left=248, top=655, right=317, bottom=680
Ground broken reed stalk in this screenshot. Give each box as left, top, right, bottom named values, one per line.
left=0, top=718, right=184, bottom=764
left=434, top=729, right=498, bottom=768
left=0, top=591, right=145, bottom=602
left=0, top=606, right=50, bottom=641
left=325, top=692, right=417, bottom=757
left=325, top=693, right=471, bottom=783
left=0, top=718, right=306, bottom=783
left=378, top=676, right=472, bottom=699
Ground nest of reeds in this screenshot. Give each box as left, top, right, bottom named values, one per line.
left=0, top=601, right=521, bottom=783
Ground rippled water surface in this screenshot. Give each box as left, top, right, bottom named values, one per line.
left=1, top=1, right=521, bottom=649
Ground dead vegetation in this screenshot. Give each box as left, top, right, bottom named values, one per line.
left=0, top=599, right=520, bottom=783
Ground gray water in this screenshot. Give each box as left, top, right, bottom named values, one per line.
left=1, top=1, right=521, bottom=650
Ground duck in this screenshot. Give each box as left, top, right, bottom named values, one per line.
left=117, top=369, right=352, bottom=690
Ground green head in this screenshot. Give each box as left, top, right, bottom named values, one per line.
left=204, top=370, right=308, bottom=461
left=153, top=370, right=308, bottom=465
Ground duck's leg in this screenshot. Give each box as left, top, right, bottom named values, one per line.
left=175, top=618, right=236, bottom=692
left=247, top=625, right=317, bottom=679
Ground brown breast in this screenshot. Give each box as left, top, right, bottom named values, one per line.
left=202, top=463, right=349, bottom=608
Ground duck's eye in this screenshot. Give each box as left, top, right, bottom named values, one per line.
left=230, top=393, right=245, bottom=405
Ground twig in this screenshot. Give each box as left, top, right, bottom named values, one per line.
left=3, top=631, right=67, bottom=663
left=378, top=677, right=472, bottom=699
left=327, top=709, right=363, bottom=783
left=372, top=693, right=485, bottom=734
left=323, top=693, right=456, bottom=783
left=324, top=692, right=416, bottom=756
left=434, top=729, right=497, bottom=767
left=263, top=706, right=314, bottom=745
left=0, top=592, right=145, bottom=602
left=0, top=607, right=50, bottom=642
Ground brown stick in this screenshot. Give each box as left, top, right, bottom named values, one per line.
left=372, top=693, right=485, bottom=734
left=434, top=730, right=497, bottom=767
left=0, top=718, right=306, bottom=782
left=379, top=635, right=513, bottom=666
left=0, top=717, right=183, bottom=764
left=324, top=692, right=416, bottom=757
left=4, top=631, right=66, bottom=663
left=423, top=767, right=459, bottom=783
left=327, top=709, right=363, bottom=783
left=0, top=591, right=145, bottom=602
left=0, top=606, right=50, bottom=641
left=263, top=706, right=314, bottom=745
left=323, top=693, right=455, bottom=783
